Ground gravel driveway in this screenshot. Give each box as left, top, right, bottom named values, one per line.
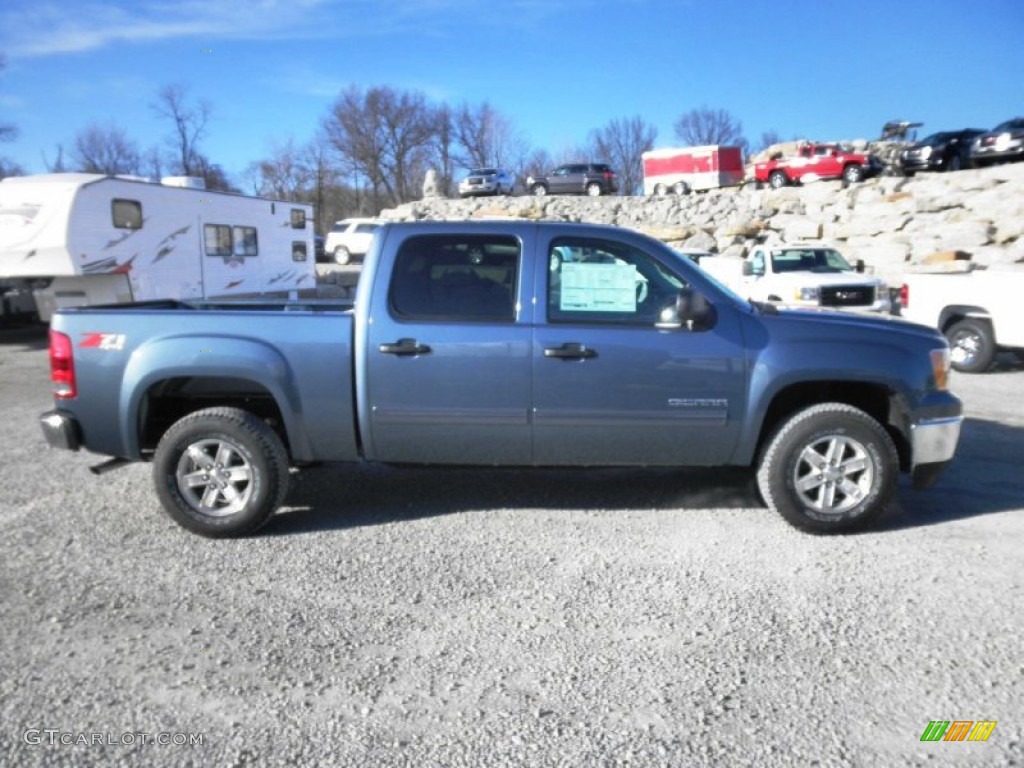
left=1, top=325, right=1021, bottom=767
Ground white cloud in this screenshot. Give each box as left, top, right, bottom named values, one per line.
left=0, top=0, right=585, bottom=58
left=0, top=0, right=335, bottom=58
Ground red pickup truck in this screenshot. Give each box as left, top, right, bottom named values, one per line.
left=753, top=143, right=882, bottom=188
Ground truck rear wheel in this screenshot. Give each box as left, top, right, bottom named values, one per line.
left=843, top=164, right=863, bottom=184
left=757, top=403, right=897, bottom=534
left=769, top=171, right=788, bottom=189
left=153, top=407, right=289, bottom=537
left=672, top=181, right=690, bottom=195
left=946, top=318, right=995, bottom=373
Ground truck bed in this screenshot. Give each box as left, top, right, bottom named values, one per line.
left=48, top=300, right=360, bottom=463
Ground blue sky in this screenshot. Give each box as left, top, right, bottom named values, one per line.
left=1, top=0, right=1022, bottom=181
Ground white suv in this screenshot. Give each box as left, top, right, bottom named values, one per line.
left=324, top=218, right=381, bottom=265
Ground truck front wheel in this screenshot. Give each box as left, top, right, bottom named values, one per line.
left=153, top=407, right=290, bottom=537
left=946, top=318, right=995, bottom=373
left=757, top=403, right=898, bottom=534
left=769, top=171, right=788, bottom=189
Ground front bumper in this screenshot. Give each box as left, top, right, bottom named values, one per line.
left=40, top=409, right=80, bottom=452
left=909, top=413, right=963, bottom=489
left=459, top=181, right=500, bottom=196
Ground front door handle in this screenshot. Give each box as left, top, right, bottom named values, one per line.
left=544, top=343, right=597, bottom=360
left=379, top=338, right=432, bottom=356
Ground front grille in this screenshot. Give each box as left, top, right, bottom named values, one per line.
left=820, top=285, right=875, bottom=307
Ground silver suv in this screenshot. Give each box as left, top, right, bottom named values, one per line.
left=527, top=163, right=618, bottom=197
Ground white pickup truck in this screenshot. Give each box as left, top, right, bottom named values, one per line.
left=900, top=268, right=1024, bottom=372
left=700, top=243, right=892, bottom=314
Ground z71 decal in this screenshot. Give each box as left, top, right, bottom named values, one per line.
left=79, top=333, right=126, bottom=351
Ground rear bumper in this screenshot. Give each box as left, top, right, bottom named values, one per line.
left=909, top=413, right=962, bottom=489
left=39, top=409, right=80, bottom=452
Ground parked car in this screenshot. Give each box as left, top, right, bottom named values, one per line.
left=324, top=218, right=381, bottom=265
left=527, top=163, right=618, bottom=197
left=970, top=118, right=1024, bottom=167
left=900, top=129, right=986, bottom=174
left=752, top=143, right=882, bottom=188
left=458, top=168, right=515, bottom=197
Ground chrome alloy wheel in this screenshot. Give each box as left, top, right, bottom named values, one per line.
left=792, top=433, right=874, bottom=516
left=175, top=438, right=254, bottom=517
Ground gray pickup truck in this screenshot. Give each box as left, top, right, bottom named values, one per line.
left=40, top=221, right=962, bottom=537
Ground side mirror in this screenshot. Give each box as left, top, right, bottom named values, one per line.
left=855, top=259, right=865, bottom=273
left=656, top=287, right=715, bottom=331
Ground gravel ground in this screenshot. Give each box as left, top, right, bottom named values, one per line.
left=0, top=324, right=1021, bottom=768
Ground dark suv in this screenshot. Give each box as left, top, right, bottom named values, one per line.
left=900, top=129, right=985, bottom=174
left=527, top=163, right=618, bottom=196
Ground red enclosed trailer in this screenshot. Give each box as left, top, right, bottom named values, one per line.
left=642, top=145, right=744, bottom=195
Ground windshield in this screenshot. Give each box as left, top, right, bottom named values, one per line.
left=771, top=248, right=853, bottom=273
left=469, top=168, right=496, bottom=176
left=918, top=132, right=952, bottom=146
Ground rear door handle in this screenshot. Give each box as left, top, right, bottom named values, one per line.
left=379, top=338, right=432, bottom=356
left=544, top=343, right=597, bottom=360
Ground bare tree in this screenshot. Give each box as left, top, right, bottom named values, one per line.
left=249, top=137, right=310, bottom=199
left=41, top=144, right=68, bottom=173
left=71, top=123, right=140, bottom=175
left=0, top=55, right=15, bottom=144
left=589, top=116, right=657, bottom=196
left=431, top=104, right=456, bottom=197
left=453, top=102, right=530, bottom=173
left=1, top=54, right=20, bottom=177
left=673, top=106, right=748, bottom=155
left=303, top=135, right=340, bottom=234
left=323, top=85, right=436, bottom=208
left=755, top=130, right=783, bottom=153
left=152, top=84, right=212, bottom=176
left=0, top=158, right=21, bottom=179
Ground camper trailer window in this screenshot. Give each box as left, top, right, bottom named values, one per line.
left=111, top=199, right=142, bottom=230
left=233, top=226, right=258, bottom=257
left=290, top=209, right=307, bottom=229
left=292, top=241, right=308, bottom=262
left=204, top=224, right=232, bottom=257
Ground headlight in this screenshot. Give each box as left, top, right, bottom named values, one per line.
left=930, top=348, right=951, bottom=391
left=920, top=146, right=932, bottom=159
left=796, top=287, right=819, bottom=301
left=995, top=132, right=1012, bottom=150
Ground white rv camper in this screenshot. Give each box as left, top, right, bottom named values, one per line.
left=0, top=173, right=316, bottom=321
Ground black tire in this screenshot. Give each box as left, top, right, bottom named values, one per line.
left=945, top=318, right=995, bottom=373
left=653, top=183, right=667, bottom=196
left=531, top=184, right=548, bottom=197
left=843, top=164, right=863, bottom=184
left=757, top=403, right=898, bottom=534
left=948, top=154, right=962, bottom=172
left=153, top=407, right=289, bottom=537
left=769, top=171, right=787, bottom=189
left=672, top=181, right=690, bottom=195
left=585, top=181, right=602, bottom=196
left=334, top=246, right=351, bottom=266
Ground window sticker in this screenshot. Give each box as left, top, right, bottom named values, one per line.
left=559, top=262, right=639, bottom=312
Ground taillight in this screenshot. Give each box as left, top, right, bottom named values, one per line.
left=49, top=329, right=77, bottom=399
left=900, top=283, right=909, bottom=309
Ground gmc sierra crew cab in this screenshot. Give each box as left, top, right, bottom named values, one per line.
left=40, top=221, right=962, bottom=537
